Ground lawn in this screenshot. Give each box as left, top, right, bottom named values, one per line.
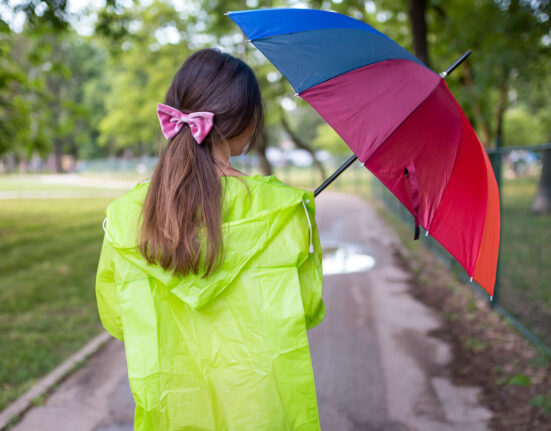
left=0, top=198, right=114, bottom=411
left=498, top=177, right=551, bottom=345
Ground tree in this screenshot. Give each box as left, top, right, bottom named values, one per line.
left=411, top=0, right=551, bottom=213
left=430, top=0, right=550, bottom=148
left=409, top=0, right=430, bottom=67
left=19, top=27, right=108, bottom=171
left=95, top=0, right=193, bottom=156
left=516, top=61, right=551, bottom=214
left=0, top=22, right=31, bottom=160
left=313, top=123, right=351, bottom=156
left=1, top=0, right=114, bottom=169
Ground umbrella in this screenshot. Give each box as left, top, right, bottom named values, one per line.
left=226, top=7, right=500, bottom=299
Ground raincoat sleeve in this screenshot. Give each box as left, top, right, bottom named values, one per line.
left=298, top=197, right=326, bottom=329
left=95, top=231, right=124, bottom=342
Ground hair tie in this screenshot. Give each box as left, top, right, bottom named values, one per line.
left=157, top=103, right=214, bottom=144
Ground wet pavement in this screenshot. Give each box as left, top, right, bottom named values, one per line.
left=8, top=191, right=493, bottom=431
left=321, top=242, right=376, bottom=275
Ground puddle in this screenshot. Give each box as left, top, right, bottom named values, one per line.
left=322, top=242, right=376, bottom=275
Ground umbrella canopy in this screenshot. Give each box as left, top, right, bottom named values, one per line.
left=227, top=8, right=500, bottom=299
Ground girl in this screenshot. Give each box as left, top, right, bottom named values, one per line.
left=96, top=48, right=325, bottom=430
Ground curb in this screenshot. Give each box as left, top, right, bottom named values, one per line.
left=0, top=332, right=112, bottom=430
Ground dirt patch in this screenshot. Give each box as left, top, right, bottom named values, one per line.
left=390, top=241, right=551, bottom=430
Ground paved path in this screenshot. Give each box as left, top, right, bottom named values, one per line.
left=310, top=192, right=491, bottom=431
left=9, top=191, right=492, bottom=431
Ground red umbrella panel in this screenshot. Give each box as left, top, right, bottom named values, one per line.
left=228, top=8, right=501, bottom=298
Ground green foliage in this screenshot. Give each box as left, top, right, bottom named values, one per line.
left=97, top=0, right=193, bottom=155
left=463, top=336, right=489, bottom=352
left=2, top=0, right=551, bottom=163
left=503, top=373, right=532, bottom=386
left=0, top=23, right=111, bottom=160
left=0, top=28, right=32, bottom=156
left=429, top=0, right=551, bottom=145
left=314, top=123, right=350, bottom=155
left=504, top=106, right=548, bottom=147
left=530, top=393, right=551, bottom=415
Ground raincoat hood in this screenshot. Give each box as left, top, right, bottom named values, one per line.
left=102, top=174, right=317, bottom=311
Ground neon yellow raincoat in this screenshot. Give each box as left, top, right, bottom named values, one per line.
left=95, top=174, right=325, bottom=430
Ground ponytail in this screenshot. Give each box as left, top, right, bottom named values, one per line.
left=139, top=127, right=224, bottom=277
left=138, top=48, right=263, bottom=278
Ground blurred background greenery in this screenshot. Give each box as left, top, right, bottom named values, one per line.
left=1, top=0, right=551, bottom=172
left=1, top=0, right=550, bottom=417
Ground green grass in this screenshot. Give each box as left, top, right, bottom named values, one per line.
left=0, top=198, right=113, bottom=411
left=499, top=177, right=551, bottom=344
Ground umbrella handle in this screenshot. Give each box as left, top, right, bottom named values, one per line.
left=404, top=162, right=420, bottom=240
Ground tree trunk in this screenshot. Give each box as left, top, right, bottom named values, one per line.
left=49, top=70, right=64, bottom=173
left=3, top=153, right=16, bottom=173
left=408, top=0, right=430, bottom=68
left=280, top=115, right=326, bottom=182
left=531, top=145, right=551, bottom=214
left=18, top=156, right=28, bottom=173
left=495, top=83, right=507, bottom=146
left=462, top=60, right=491, bottom=148
left=256, top=130, right=273, bottom=176
left=53, top=137, right=64, bottom=173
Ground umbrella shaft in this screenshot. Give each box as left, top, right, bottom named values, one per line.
left=314, top=154, right=357, bottom=197
left=442, top=50, right=471, bottom=78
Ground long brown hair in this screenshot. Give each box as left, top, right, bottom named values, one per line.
left=139, top=48, right=264, bottom=278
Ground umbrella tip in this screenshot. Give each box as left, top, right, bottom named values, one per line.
left=490, top=295, right=493, bottom=301
left=425, top=230, right=429, bottom=237
left=469, top=276, right=473, bottom=283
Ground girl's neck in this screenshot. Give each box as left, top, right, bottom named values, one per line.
left=218, top=166, right=247, bottom=177
left=212, top=140, right=246, bottom=177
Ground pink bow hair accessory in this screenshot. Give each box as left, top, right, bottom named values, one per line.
left=157, top=103, right=214, bottom=144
